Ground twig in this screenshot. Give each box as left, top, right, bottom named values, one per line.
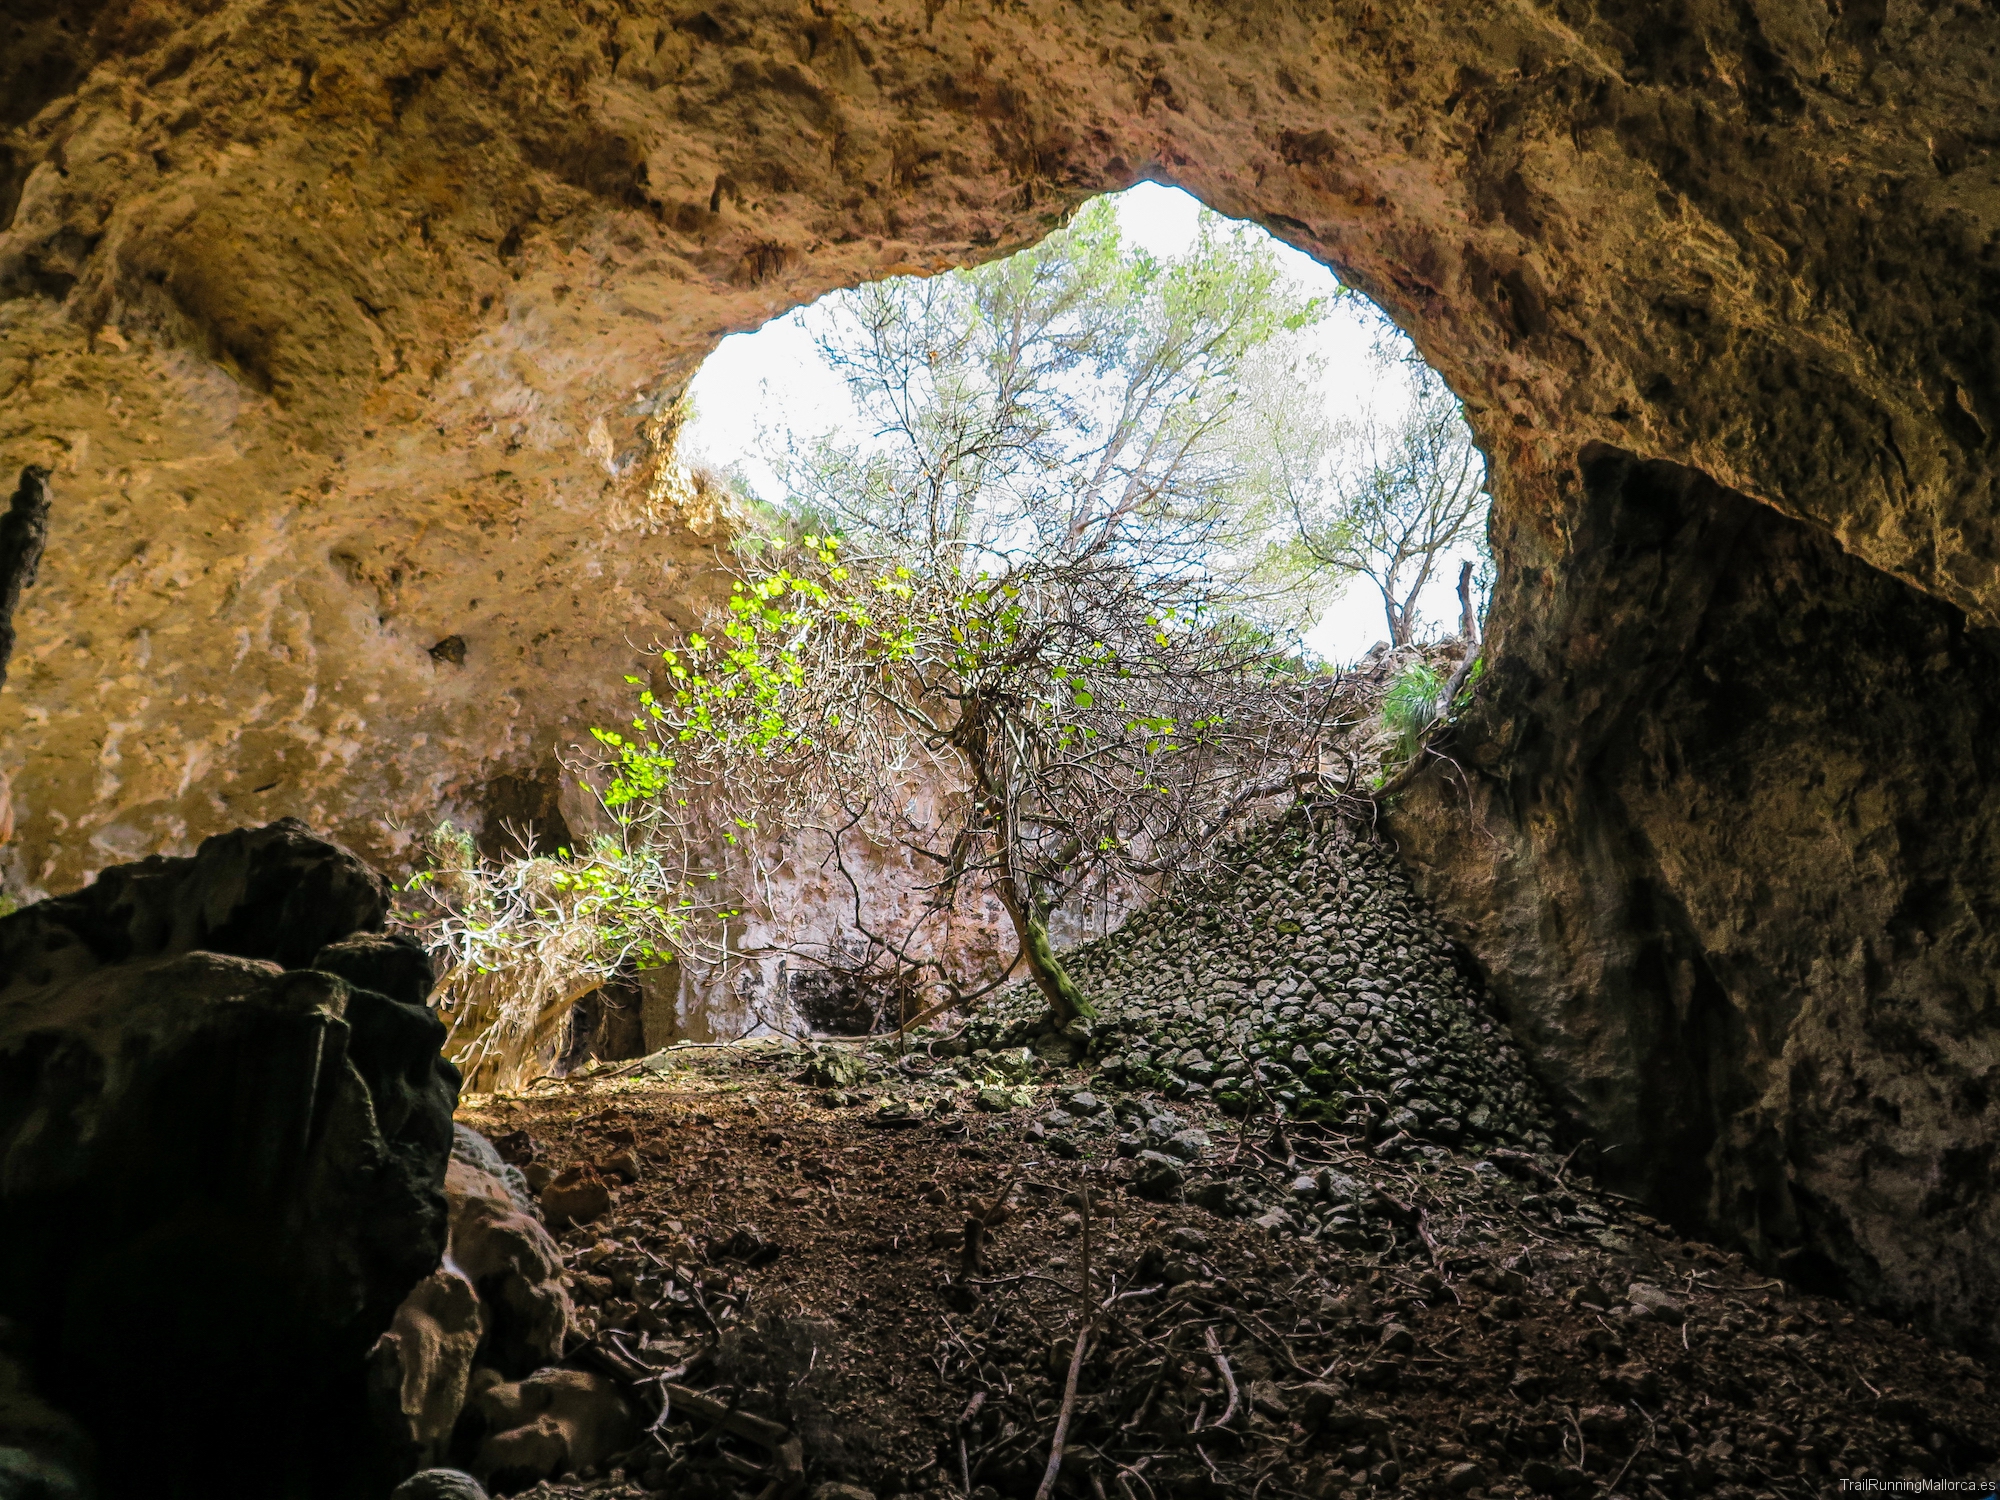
left=1033, top=1320, right=1091, bottom=1498
left=1563, top=1405, right=1587, bottom=1471
left=958, top=1390, right=986, bottom=1496
left=1609, top=1401, right=1657, bottom=1493
left=1196, top=1443, right=1227, bottom=1485
left=961, top=1161, right=1026, bottom=1276
left=1552, top=1141, right=1589, bottom=1183
left=1203, top=1325, right=1242, bottom=1428
left=1033, top=1183, right=1093, bottom=1500
left=1415, top=1206, right=1446, bottom=1267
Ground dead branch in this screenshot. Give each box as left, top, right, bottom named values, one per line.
left=1198, top=1326, right=1241, bottom=1431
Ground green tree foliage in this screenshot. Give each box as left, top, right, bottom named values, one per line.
left=600, top=203, right=1346, bottom=1026
left=1250, top=353, right=1490, bottom=647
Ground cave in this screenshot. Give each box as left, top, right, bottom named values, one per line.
left=5, top=0, right=2000, bottom=1493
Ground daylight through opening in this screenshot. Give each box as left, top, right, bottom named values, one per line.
left=408, top=184, right=1501, bottom=1071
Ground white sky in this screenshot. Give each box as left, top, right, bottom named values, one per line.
left=682, top=182, right=1486, bottom=666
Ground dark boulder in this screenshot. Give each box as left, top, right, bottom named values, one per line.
left=0, top=820, right=459, bottom=1499
left=2, top=817, right=393, bottom=976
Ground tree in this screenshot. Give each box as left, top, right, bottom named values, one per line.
left=596, top=202, right=1345, bottom=1026
left=1255, top=356, right=1488, bottom=647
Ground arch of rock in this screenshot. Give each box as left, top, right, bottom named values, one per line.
left=5, top=0, right=1999, bottom=1348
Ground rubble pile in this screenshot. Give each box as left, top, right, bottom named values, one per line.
left=953, top=811, right=1554, bottom=1154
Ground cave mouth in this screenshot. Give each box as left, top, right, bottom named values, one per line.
left=500, top=178, right=1502, bottom=1065
left=677, top=180, right=1495, bottom=673
left=4, top=11, right=2000, bottom=1486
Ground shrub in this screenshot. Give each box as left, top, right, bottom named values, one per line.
left=1380, top=661, right=1445, bottom=763
left=395, top=822, right=686, bottom=1092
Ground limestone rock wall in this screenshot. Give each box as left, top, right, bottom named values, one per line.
left=7, top=0, right=2000, bottom=895
left=1394, top=450, right=2000, bottom=1353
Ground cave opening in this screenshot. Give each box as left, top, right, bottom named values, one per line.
left=539, top=178, right=1502, bottom=1066
left=7, top=4, right=2000, bottom=1494
left=679, top=181, right=1496, bottom=671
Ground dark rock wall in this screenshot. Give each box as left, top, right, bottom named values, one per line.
left=0, top=819, right=460, bottom=1497
left=1396, top=449, right=2000, bottom=1352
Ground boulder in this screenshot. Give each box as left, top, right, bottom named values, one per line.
left=539, top=1168, right=613, bottom=1229
left=801, top=1047, right=869, bottom=1089
left=1127, top=1151, right=1185, bottom=1201
left=439, top=1149, right=573, bottom=1376
left=372, top=1263, right=487, bottom=1476
left=0, top=820, right=460, bottom=1499
left=2, top=817, right=394, bottom=975
left=370, top=1135, right=574, bottom=1473
left=467, top=1368, right=635, bottom=1492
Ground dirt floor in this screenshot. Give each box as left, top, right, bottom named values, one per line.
left=455, top=1041, right=1999, bottom=1500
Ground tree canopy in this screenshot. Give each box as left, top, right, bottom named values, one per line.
left=1248, top=353, right=1489, bottom=648
left=598, top=200, right=1349, bottom=1026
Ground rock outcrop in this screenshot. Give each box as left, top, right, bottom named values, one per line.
left=1395, top=451, right=2000, bottom=1355
left=0, top=819, right=460, bottom=1497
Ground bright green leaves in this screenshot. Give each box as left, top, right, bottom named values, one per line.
left=545, top=842, right=687, bottom=969
left=1381, top=659, right=1446, bottom=763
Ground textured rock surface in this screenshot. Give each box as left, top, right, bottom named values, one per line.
left=466, top=1367, right=636, bottom=1492
left=0, top=819, right=459, bottom=1496
left=371, top=1125, right=573, bottom=1474
left=1394, top=450, right=2000, bottom=1354
left=10, top=0, right=2000, bottom=1378
left=7, top=0, right=2000, bottom=895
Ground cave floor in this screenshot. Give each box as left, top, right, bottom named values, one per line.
left=454, top=1045, right=1995, bottom=1500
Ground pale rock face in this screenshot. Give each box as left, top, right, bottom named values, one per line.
left=9, top=0, right=2000, bottom=1349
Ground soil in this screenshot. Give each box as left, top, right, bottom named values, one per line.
left=455, top=1043, right=1999, bottom=1500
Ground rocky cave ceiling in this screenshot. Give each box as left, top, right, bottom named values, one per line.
left=3, top=0, right=1993, bottom=887
left=6, top=0, right=2000, bottom=1344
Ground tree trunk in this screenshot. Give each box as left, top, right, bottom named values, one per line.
left=958, top=703, right=1097, bottom=1027
left=1382, top=588, right=1412, bottom=648
left=992, top=863, right=1098, bottom=1026
left=1456, top=559, right=1478, bottom=643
